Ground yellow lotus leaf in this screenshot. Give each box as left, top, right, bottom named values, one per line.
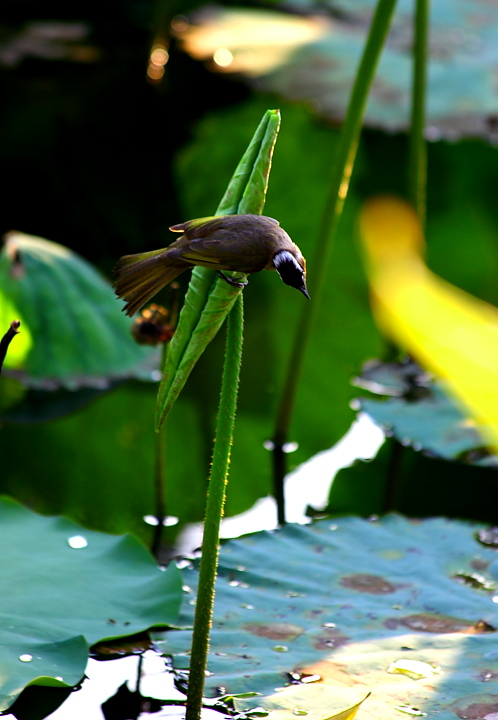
left=360, top=196, right=498, bottom=449
left=246, top=684, right=370, bottom=720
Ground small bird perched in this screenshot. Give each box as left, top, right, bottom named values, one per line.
left=114, top=214, right=309, bottom=316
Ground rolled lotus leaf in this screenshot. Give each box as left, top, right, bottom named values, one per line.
left=0, top=232, right=159, bottom=389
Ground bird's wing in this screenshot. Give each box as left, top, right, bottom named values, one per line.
left=180, top=239, right=227, bottom=267
left=169, top=216, right=224, bottom=237
left=181, top=236, right=268, bottom=273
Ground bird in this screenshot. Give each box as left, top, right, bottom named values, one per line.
left=114, top=214, right=309, bottom=316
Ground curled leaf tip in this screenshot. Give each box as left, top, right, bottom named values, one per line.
left=0, top=320, right=22, bottom=375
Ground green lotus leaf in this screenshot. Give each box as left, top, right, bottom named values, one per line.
left=0, top=496, right=182, bottom=712
left=159, top=514, right=498, bottom=719
left=354, top=360, right=498, bottom=465
left=178, top=3, right=498, bottom=140
left=0, top=232, right=159, bottom=389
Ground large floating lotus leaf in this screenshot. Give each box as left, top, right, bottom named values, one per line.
left=0, top=497, right=182, bottom=712
left=353, top=360, right=498, bottom=466
left=0, top=232, right=159, bottom=389
left=160, top=514, right=498, bottom=718
left=177, top=3, right=498, bottom=140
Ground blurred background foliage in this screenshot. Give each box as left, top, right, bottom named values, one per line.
left=2, top=0, right=498, bottom=545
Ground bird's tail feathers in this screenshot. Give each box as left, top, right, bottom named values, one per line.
left=114, top=249, right=185, bottom=316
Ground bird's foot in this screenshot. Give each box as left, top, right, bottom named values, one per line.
left=217, top=271, right=248, bottom=288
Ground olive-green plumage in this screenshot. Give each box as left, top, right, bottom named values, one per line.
left=114, top=214, right=309, bottom=316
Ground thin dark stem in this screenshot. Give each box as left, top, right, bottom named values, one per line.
left=151, top=422, right=167, bottom=558
left=383, top=440, right=405, bottom=512
left=186, top=294, right=244, bottom=720
left=272, top=443, right=286, bottom=526
left=0, top=321, right=20, bottom=375
left=152, top=340, right=171, bottom=558
left=385, top=1, right=429, bottom=512
left=409, top=0, right=429, bottom=226
left=271, top=0, right=398, bottom=523
left=135, top=653, right=144, bottom=694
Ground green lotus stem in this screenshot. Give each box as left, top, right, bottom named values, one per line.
left=409, top=0, right=429, bottom=226
left=186, top=293, right=244, bottom=720
left=271, top=0, right=398, bottom=523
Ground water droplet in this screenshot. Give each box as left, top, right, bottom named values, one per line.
left=182, top=585, right=193, bottom=593
left=143, top=514, right=179, bottom=527
left=293, top=709, right=308, bottom=716
left=493, top=596, right=498, bottom=604
left=394, top=705, right=427, bottom=717
left=273, top=645, right=288, bottom=653
left=329, top=524, right=338, bottom=531
left=241, top=604, right=255, bottom=610
left=67, top=535, right=88, bottom=549
left=283, top=442, right=298, bottom=453
left=176, top=559, right=193, bottom=570
left=146, top=515, right=160, bottom=526
left=349, top=398, right=361, bottom=411
left=229, top=580, right=250, bottom=588
left=205, top=670, right=214, bottom=677
left=388, top=659, right=441, bottom=680
left=55, top=677, right=64, bottom=682
left=286, top=591, right=306, bottom=597
left=263, top=440, right=275, bottom=451
left=189, top=599, right=196, bottom=605
left=322, top=622, right=336, bottom=628
left=392, top=604, right=403, bottom=610
left=19, top=654, right=33, bottom=662
left=237, top=566, right=247, bottom=572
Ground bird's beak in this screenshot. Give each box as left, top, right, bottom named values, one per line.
left=300, top=283, right=310, bottom=299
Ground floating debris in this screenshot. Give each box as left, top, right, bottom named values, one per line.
left=453, top=572, right=495, bottom=592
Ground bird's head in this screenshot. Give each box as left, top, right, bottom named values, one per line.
left=272, top=250, right=310, bottom=299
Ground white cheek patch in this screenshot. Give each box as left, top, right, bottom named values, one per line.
left=273, top=250, right=301, bottom=273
